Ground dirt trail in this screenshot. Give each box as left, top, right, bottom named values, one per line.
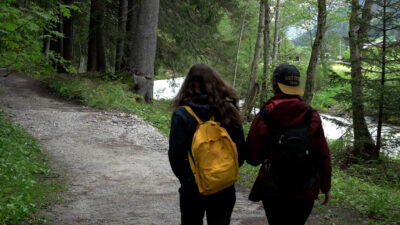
left=0, top=73, right=267, bottom=225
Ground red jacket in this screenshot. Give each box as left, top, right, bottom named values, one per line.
left=246, top=94, right=331, bottom=200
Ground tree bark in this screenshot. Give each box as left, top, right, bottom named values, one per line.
left=233, top=0, right=250, bottom=88
left=260, top=0, right=271, bottom=105
left=375, top=0, right=387, bottom=157
left=126, top=0, right=139, bottom=36
left=62, top=15, right=73, bottom=62
left=124, top=0, right=139, bottom=70
left=115, top=0, right=128, bottom=72
left=243, top=0, right=265, bottom=119
left=349, top=0, right=375, bottom=159
left=303, top=0, right=327, bottom=104
left=95, top=0, right=106, bottom=73
left=87, top=0, right=98, bottom=72
left=272, top=0, right=280, bottom=61
left=128, top=0, right=160, bottom=103
left=87, top=0, right=106, bottom=73
left=56, top=13, right=64, bottom=73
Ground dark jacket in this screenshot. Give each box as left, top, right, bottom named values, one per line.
left=246, top=94, right=331, bottom=200
left=168, top=96, right=245, bottom=195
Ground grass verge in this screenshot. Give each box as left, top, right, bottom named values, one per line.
left=0, top=112, right=62, bottom=224
left=42, top=74, right=173, bottom=136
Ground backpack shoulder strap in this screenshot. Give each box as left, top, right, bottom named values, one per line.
left=183, top=106, right=198, bottom=167
left=183, top=106, right=203, bottom=123
left=303, top=106, right=313, bottom=127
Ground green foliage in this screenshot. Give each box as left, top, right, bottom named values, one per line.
left=0, top=1, right=78, bottom=77
left=331, top=168, right=400, bottom=224
left=311, top=64, right=352, bottom=112
left=0, top=112, right=62, bottom=224
left=0, top=1, right=56, bottom=76
left=361, top=17, right=400, bottom=126
left=158, top=0, right=241, bottom=76
left=312, top=87, right=340, bottom=111
left=312, top=81, right=350, bottom=113
left=324, top=139, right=400, bottom=224
left=342, top=49, right=350, bottom=61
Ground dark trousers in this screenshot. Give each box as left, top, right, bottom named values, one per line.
left=262, top=197, right=314, bottom=225
left=179, top=187, right=236, bottom=225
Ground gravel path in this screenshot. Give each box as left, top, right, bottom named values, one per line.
left=0, top=72, right=267, bottom=225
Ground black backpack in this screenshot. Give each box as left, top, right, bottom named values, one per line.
left=258, top=106, right=317, bottom=195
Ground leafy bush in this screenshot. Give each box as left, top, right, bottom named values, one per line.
left=312, top=85, right=349, bottom=112
left=342, top=49, right=350, bottom=61
left=0, top=1, right=76, bottom=77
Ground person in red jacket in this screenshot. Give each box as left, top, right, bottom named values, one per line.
left=246, top=63, right=332, bottom=225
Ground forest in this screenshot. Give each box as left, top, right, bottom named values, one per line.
left=1, top=0, right=400, bottom=224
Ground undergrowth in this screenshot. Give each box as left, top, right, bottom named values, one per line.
left=0, top=112, right=62, bottom=224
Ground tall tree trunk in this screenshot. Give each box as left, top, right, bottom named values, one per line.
left=62, top=15, right=73, bottom=62
left=349, top=0, right=375, bottom=159
left=49, top=31, right=60, bottom=55
left=115, top=0, right=128, bottom=72
left=260, top=0, right=271, bottom=105
left=375, top=0, right=387, bottom=157
left=243, top=0, right=265, bottom=120
left=303, top=0, right=327, bottom=104
left=56, top=13, right=64, bottom=73
left=95, top=0, right=106, bottom=73
left=87, top=0, right=98, bottom=72
left=124, top=0, right=139, bottom=71
left=126, top=0, right=139, bottom=34
left=272, top=0, right=280, bottom=61
left=128, top=0, right=160, bottom=103
left=233, top=0, right=250, bottom=88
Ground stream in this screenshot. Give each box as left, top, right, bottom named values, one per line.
left=154, top=77, right=399, bottom=156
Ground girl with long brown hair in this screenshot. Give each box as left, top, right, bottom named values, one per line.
left=169, top=64, right=245, bottom=225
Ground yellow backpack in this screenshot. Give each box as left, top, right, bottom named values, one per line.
left=183, top=106, right=239, bottom=195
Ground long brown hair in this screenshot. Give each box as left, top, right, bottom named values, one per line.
left=172, top=64, right=242, bottom=128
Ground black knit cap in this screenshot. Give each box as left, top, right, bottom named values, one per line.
left=272, top=63, right=303, bottom=95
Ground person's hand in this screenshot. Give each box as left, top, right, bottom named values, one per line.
left=322, top=192, right=330, bottom=205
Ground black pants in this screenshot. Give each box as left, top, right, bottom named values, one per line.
left=262, top=197, right=314, bottom=225
left=179, top=187, right=236, bottom=225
